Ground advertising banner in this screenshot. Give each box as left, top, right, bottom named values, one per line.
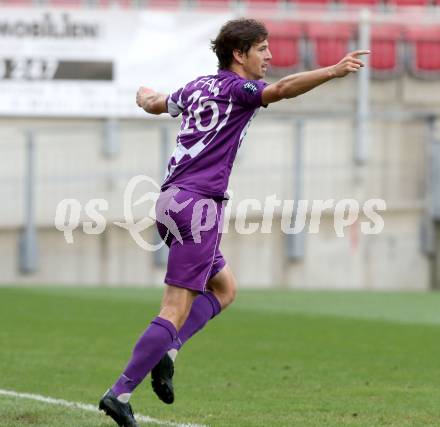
left=0, top=8, right=231, bottom=117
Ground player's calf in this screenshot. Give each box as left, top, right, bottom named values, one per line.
left=151, top=289, right=225, bottom=404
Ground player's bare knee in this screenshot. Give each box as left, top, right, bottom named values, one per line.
left=228, top=279, right=237, bottom=305
left=226, top=277, right=237, bottom=306
left=229, top=282, right=237, bottom=304
left=215, top=277, right=237, bottom=309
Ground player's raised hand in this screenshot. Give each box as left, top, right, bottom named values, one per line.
left=136, top=86, right=168, bottom=115
left=331, top=50, right=370, bottom=78
left=136, top=86, right=155, bottom=108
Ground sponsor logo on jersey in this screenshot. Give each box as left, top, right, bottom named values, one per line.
left=243, top=81, right=258, bottom=94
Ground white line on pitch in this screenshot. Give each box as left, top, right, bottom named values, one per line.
left=0, top=389, right=208, bottom=427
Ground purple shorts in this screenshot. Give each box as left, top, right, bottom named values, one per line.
left=155, top=187, right=226, bottom=292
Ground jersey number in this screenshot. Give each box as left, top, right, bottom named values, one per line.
left=181, top=90, right=219, bottom=134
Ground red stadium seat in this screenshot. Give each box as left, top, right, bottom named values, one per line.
left=369, top=24, right=403, bottom=77
left=387, top=0, right=429, bottom=6
left=265, top=21, right=304, bottom=74
left=339, top=0, right=380, bottom=7
left=287, top=0, right=332, bottom=6
left=306, top=23, right=355, bottom=68
left=405, top=25, right=440, bottom=77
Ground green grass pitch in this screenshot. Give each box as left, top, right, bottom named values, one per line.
left=1, top=286, right=440, bottom=427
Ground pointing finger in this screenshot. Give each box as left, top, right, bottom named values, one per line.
left=351, top=50, right=371, bottom=58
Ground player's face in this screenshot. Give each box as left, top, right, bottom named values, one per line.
left=243, top=39, right=272, bottom=80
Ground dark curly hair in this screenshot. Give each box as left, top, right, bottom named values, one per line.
left=211, top=18, right=268, bottom=70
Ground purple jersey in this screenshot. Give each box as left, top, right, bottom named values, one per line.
left=162, top=69, right=267, bottom=198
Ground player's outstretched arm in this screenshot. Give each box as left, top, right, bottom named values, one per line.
left=136, top=86, right=168, bottom=114
left=262, top=50, right=370, bottom=105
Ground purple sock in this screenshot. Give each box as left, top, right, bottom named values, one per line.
left=112, top=316, right=177, bottom=396
left=171, top=291, right=221, bottom=351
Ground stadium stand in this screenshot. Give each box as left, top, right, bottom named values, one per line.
left=1, top=0, right=440, bottom=8
left=1, top=0, right=440, bottom=80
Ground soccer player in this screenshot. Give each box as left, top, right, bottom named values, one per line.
left=99, top=18, right=369, bottom=426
